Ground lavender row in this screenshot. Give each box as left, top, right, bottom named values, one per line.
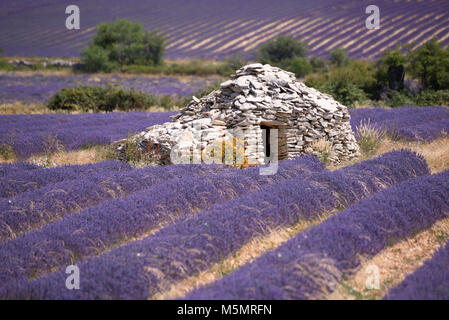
left=1, top=150, right=429, bottom=299
left=396, top=118, right=449, bottom=142
left=187, top=169, right=449, bottom=300
left=0, top=162, right=39, bottom=178
left=0, top=162, right=240, bottom=241
left=0, top=156, right=323, bottom=289
left=349, top=106, right=449, bottom=141
left=0, top=73, right=216, bottom=104
left=0, top=112, right=173, bottom=158
left=385, top=240, right=449, bottom=300
left=0, top=160, right=132, bottom=198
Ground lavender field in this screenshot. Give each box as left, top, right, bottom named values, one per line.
left=0, top=149, right=448, bottom=300
left=0, top=112, right=174, bottom=158
left=1, top=106, right=448, bottom=160
left=0, top=108, right=448, bottom=300
left=1, top=0, right=448, bottom=60
left=0, top=73, right=217, bottom=104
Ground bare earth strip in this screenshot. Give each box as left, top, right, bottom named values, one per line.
left=327, top=218, right=449, bottom=300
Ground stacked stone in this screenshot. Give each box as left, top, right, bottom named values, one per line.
left=116, top=63, right=360, bottom=165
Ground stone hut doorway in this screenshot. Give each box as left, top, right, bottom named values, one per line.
left=261, top=123, right=288, bottom=162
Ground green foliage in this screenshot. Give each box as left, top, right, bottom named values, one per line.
left=79, top=45, right=116, bottom=72
left=305, top=60, right=376, bottom=107
left=329, top=47, right=351, bottom=67
left=375, top=47, right=407, bottom=93
left=409, top=37, right=449, bottom=90
left=0, top=47, right=3, bottom=54
left=217, top=53, right=248, bottom=76
left=123, top=59, right=235, bottom=76
left=47, top=85, right=179, bottom=112
left=287, top=56, right=312, bottom=78
left=0, top=144, right=15, bottom=160
left=310, top=56, right=328, bottom=73
left=322, top=81, right=367, bottom=107
left=256, top=35, right=308, bottom=68
left=80, top=19, right=165, bottom=72
left=385, top=90, right=414, bottom=108
left=413, top=89, right=449, bottom=106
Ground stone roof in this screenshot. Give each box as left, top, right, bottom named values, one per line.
left=171, top=63, right=346, bottom=128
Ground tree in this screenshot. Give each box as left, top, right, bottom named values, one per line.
left=256, top=35, right=308, bottom=68
left=409, top=37, right=449, bottom=90
left=80, top=19, right=165, bottom=72
left=288, top=57, right=312, bottom=78
left=375, top=47, right=407, bottom=91
left=329, top=47, right=351, bottom=67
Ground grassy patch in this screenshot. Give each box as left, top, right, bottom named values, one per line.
left=0, top=143, right=15, bottom=161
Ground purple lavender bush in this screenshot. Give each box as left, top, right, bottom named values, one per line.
left=0, top=150, right=429, bottom=299
left=0, top=162, right=39, bottom=178
left=0, top=162, right=245, bottom=241
left=186, top=169, right=449, bottom=300
left=0, top=156, right=323, bottom=289
left=349, top=106, right=449, bottom=141
left=385, top=240, right=449, bottom=300
left=0, top=160, right=131, bottom=198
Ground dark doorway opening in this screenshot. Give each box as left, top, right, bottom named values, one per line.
left=261, top=125, right=271, bottom=158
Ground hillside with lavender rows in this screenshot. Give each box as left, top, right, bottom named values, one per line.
left=1, top=0, right=449, bottom=304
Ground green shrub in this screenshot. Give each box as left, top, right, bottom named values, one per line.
left=79, top=45, right=116, bottom=72
left=287, top=56, right=312, bottom=78
left=322, top=81, right=367, bottom=107
left=310, top=56, right=328, bottom=73
left=329, top=47, right=351, bottom=67
left=414, top=90, right=449, bottom=106
left=47, top=85, right=181, bottom=112
left=409, top=37, right=449, bottom=90
left=256, top=35, right=308, bottom=68
left=217, top=53, right=248, bottom=76
left=305, top=60, right=375, bottom=106
left=375, top=47, right=407, bottom=93
left=385, top=90, right=414, bottom=108
left=80, top=19, right=165, bottom=72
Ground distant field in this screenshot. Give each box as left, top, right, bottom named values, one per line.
left=0, top=72, right=217, bottom=104
left=1, top=0, right=448, bottom=60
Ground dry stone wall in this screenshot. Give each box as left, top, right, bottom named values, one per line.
left=116, top=64, right=360, bottom=165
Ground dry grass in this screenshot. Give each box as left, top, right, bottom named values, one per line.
left=0, top=101, right=176, bottom=115
left=327, top=218, right=449, bottom=300
left=0, top=102, right=51, bottom=114
left=374, top=138, right=449, bottom=174
left=152, top=212, right=333, bottom=300
left=25, top=146, right=110, bottom=167
left=332, top=137, right=449, bottom=174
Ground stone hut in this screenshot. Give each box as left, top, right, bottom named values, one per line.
left=117, top=64, right=359, bottom=165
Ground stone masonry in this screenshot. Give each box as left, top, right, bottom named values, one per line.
left=116, top=63, right=360, bottom=165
